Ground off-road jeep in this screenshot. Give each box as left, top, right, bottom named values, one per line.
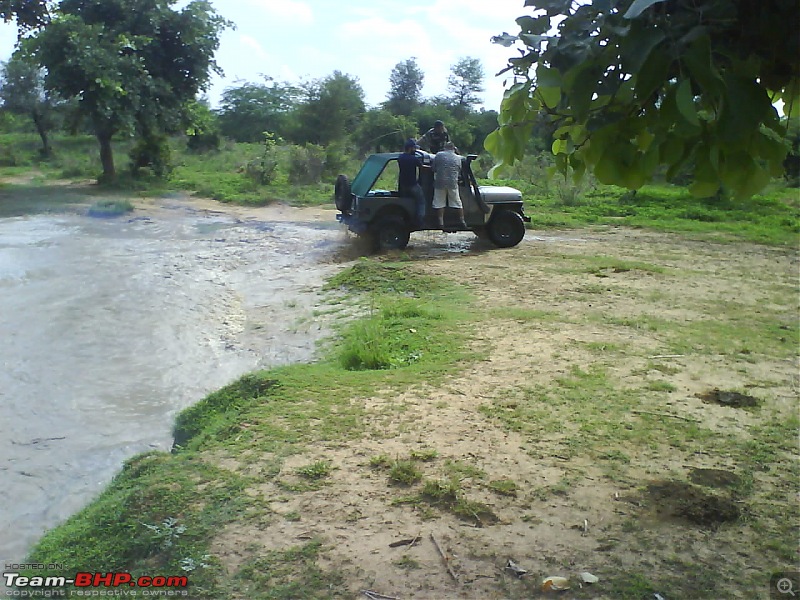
left=335, top=152, right=530, bottom=251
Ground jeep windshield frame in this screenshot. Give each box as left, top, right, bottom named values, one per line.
left=350, top=153, right=399, bottom=198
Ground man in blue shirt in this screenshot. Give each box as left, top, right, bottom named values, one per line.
left=398, top=139, right=427, bottom=227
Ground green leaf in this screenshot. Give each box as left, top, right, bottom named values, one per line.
left=688, top=145, right=719, bottom=197
left=536, top=65, right=561, bottom=89
left=552, top=138, right=568, bottom=155
left=675, top=80, right=700, bottom=127
left=719, top=152, right=771, bottom=199
left=620, top=22, right=666, bottom=74
left=537, top=86, right=561, bottom=109
left=624, top=0, right=667, bottom=19
left=634, top=50, right=671, bottom=103
left=595, top=148, right=624, bottom=185
left=753, top=126, right=790, bottom=165
left=659, top=136, right=684, bottom=166
left=635, top=129, right=655, bottom=152
left=683, top=35, right=723, bottom=95
left=718, top=74, right=773, bottom=144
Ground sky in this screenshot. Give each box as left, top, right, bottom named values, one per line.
left=0, top=0, right=531, bottom=112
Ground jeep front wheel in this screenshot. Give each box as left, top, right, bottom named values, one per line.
left=374, top=217, right=410, bottom=251
left=487, top=210, right=525, bottom=248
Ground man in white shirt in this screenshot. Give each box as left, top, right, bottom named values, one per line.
left=432, top=142, right=467, bottom=230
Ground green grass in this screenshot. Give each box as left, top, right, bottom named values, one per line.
left=388, top=460, right=423, bottom=486
left=489, top=176, right=799, bottom=246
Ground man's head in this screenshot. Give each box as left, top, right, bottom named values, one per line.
left=404, top=138, right=418, bottom=152
left=433, top=120, right=444, bottom=132
left=443, top=141, right=455, bottom=151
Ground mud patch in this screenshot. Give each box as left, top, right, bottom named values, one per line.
left=697, top=388, right=760, bottom=408
left=646, top=480, right=741, bottom=527
left=689, top=468, right=741, bottom=489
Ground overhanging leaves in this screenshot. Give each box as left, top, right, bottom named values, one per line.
left=488, top=0, right=797, bottom=198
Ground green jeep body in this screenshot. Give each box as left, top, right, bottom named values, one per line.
left=335, top=152, right=530, bottom=250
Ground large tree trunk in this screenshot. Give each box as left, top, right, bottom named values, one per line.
left=32, top=111, right=51, bottom=157
left=96, top=130, right=115, bottom=181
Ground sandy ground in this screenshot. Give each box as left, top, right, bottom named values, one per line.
left=206, top=222, right=798, bottom=599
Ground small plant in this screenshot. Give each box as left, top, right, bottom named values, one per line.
left=393, top=555, right=421, bottom=570
left=488, top=478, right=518, bottom=497
left=338, top=318, right=392, bottom=370
left=409, top=448, right=438, bottom=462
left=297, top=460, right=332, bottom=480
left=141, top=516, right=186, bottom=551
left=87, top=198, right=135, bottom=217
left=245, top=132, right=280, bottom=185
left=369, top=454, right=392, bottom=469
left=388, top=460, right=422, bottom=486
left=646, top=380, right=677, bottom=392
left=180, top=555, right=211, bottom=572
left=421, top=478, right=460, bottom=504
left=444, top=460, right=485, bottom=480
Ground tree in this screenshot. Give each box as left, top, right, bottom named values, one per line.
left=293, top=71, right=365, bottom=146
left=487, top=0, right=800, bottom=198
left=217, top=79, right=300, bottom=142
left=0, top=50, right=58, bottom=155
left=29, top=0, right=230, bottom=180
left=447, top=57, right=485, bottom=113
left=0, top=0, right=49, bottom=31
left=354, top=108, right=417, bottom=155
left=386, top=58, right=425, bottom=116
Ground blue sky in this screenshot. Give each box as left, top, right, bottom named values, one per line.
left=0, top=0, right=530, bottom=111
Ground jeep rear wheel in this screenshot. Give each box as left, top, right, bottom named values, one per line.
left=334, top=174, right=352, bottom=212
left=374, top=217, right=410, bottom=251
left=487, top=210, right=525, bottom=248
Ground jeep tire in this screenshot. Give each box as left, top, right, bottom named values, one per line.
left=374, top=216, right=410, bottom=251
left=334, top=174, right=352, bottom=212
left=487, top=209, right=525, bottom=248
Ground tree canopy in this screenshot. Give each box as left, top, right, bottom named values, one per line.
left=0, top=50, right=58, bottom=154
left=447, top=57, right=485, bottom=113
left=217, top=79, right=299, bottom=143
left=487, top=0, right=800, bottom=197
left=293, top=71, right=366, bottom=146
left=386, top=58, right=425, bottom=116
left=28, top=0, right=230, bottom=178
left=0, top=0, right=49, bottom=31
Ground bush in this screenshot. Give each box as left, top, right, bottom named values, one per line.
left=186, top=130, right=220, bottom=153
left=288, top=144, right=325, bottom=184
left=130, top=134, right=172, bottom=178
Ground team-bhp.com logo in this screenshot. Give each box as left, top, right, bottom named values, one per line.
left=3, top=571, right=188, bottom=597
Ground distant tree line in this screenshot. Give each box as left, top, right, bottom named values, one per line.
left=212, top=56, right=501, bottom=156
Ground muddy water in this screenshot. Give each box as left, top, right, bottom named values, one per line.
left=0, top=197, right=347, bottom=564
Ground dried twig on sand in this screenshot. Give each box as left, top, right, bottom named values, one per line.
left=430, top=533, right=459, bottom=583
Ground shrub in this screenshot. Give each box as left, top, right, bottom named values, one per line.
left=288, top=144, right=325, bottom=184
left=130, top=134, right=172, bottom=178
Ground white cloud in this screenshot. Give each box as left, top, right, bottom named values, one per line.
left=238, top=34, right=270, bottom=61
left=240, top=0, right=314, bottom=24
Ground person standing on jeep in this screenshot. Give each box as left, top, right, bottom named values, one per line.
left=432, top=141, right=467, bottom=230
left=417, top=120, right=451, bottom=154
left=397, top=138, right=427, bottom=227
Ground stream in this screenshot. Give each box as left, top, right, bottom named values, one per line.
left=0, top=194, right=345, bottom=565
